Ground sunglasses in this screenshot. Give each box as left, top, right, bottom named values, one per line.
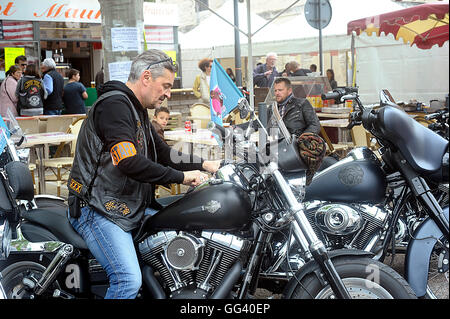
left=145, top=57, right=174, bottom=70
left=20, top=63, right=27, bottom=67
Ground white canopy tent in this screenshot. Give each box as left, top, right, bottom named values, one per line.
left=179, top=0, right=449, bottom=104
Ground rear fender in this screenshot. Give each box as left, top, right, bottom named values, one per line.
left=282, top=249, right=373, bottom=299
left=405, top=206, right=449, bottom=297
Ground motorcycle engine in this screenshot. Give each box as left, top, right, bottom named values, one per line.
left=304, top=202, right=389, bottom=251
left=139, top=231, right=249, bottom=298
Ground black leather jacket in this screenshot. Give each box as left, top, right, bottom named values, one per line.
left=278, top=95, right=320, bottom=136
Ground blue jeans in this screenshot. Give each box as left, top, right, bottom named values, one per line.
left=69, top=206, right=157, bottom=299
left=44, top=109, right=62, bottom=115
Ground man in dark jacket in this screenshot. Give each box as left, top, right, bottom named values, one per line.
left=68, top=49, right=220, bottom=299
left=41, top=58, right=64, bottom=115
left=253, top=52, right=279, bottom=88
left=273, top=77, right=320, bottom=136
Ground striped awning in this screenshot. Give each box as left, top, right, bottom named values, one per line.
left=347, top=3, right=449, bottom=50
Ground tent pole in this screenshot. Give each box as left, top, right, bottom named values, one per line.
left=247, top=0, right=254, bottom=111
left=351, top=31, right=356, bottom=86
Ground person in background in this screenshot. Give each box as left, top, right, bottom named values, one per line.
left=326, top=69, right=338, bottom=89
left=274, top=77, right=320, bottom=136
left=226, top=68, right=236, bottom=83
left=286, top=61, right=312, bottom=76
left=310, top=64, right=317, bottom=73
left=253, top=52, right=279, bottom=88
left=193, top=58, right=212, bottom=104
left=15, top=64, right=47, bottom=117
left=281, top=62, right=291, bottom=77
left=63, top=68, right=88, bottom=114
left=15, top=55, right=27, bottom=73
left=95, top=67, right=104, bottom=96
left=41, top=58, right=64, bottom=115
left=152, top=106, right=170, bottom=144
left=0, top=65, right=22, bottom=117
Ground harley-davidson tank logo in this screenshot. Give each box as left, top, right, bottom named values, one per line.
left=204, top=200, right=221, bottom=214
left=104, top=200, right=130, bottom=216
left=338, top=164, right=364, bottom=186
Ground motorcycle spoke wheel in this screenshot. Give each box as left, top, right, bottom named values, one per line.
left=315, top=278, right=393, bottom=299
left=1, top=261, right=59, bottom=299
left=290, top=257, right=416, bottom=299
left=427, top=241, right=449, bottom=299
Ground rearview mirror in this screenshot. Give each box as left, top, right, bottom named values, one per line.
left=380, top=89, right=397, bottom=107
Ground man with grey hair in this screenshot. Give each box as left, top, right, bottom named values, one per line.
left=68, top=49, right=220, bottom=299
left=253, top=52, right=279, bottom=88
left=286, top=61, right=312, bottom=77
left=41, top=58, right=64, bottom=115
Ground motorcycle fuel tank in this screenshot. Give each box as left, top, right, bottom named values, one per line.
left=304, top=148, right=387, bottom=204
left=146, top=181, right=252, bottom=232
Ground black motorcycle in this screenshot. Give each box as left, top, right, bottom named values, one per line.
left=426, top=108, right=449, bottom=140
left=260, top=88, right=448, bottom=299
left=0, top=106, right=415, bottom=299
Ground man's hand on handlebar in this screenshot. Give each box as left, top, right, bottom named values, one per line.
left=183, top=170, right=209, bottom=187
left=202, top=160, right=221, bottom=174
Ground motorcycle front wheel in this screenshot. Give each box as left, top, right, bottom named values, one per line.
left=1, top=261, right=60, bottom=299
left=290, top=256, right=417, bottom=299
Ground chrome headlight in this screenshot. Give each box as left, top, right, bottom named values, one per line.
left=0, top=217, right=12, bottom=260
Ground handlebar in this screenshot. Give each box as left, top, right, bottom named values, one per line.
left=425, top=109, right=448, bottom=121
left=321, top=87, right=359, bottom=104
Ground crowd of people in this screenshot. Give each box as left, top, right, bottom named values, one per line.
left=0, top=55, right=88, bottom=118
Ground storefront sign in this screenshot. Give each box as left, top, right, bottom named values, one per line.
left=4, top=46, right=24, bottom=71
left=0, top=0, right=101, bottom=23
left=143, top=2, right=179, bottom=27
left=0, top=1, right=179, bottom=26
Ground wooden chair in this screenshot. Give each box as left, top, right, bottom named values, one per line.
left=46, top=116, right=74, bottom=133
left=190, top=103, right=210, bottom=129
left=350, top=125, right=371, bottom=147
left=41, top=118, right=84, bottom=196
left=155, top=184, right=182, bottom=198
left=319, top=126, right=349, bottom=157
left=28, top=163, right=38, bottom=195
left=17, top=118, right=40, bottom=134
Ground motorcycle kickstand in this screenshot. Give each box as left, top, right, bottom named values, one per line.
left=33, top=244, right=74, bottom=296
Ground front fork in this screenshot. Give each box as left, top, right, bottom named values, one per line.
left=269, top=163, right=352, bottom=299
left=28, top=244, right=74, bottom=297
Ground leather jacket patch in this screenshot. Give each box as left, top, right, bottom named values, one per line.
left=110, top=141, right=137, bottom=166
left=104, top=199, right=131, bottom=216
left=69, top=178, right=83, bottom=194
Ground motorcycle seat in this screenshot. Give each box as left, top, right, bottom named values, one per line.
left=381, top=107, right=449, bottom=174
left=21, top=207, right=88, bottom=250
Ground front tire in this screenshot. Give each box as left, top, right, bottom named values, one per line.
left=1, top=261, right=60, bottom=299
left=290, top=257, right=416, bottom=299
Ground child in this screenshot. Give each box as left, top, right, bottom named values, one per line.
left=152, top=106, right=170, bottom=144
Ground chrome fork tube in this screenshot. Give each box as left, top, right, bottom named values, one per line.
left=34, top=244, right=73, bottom=296
left=269, top=164, right=323, bottom=252
left=269, top=163, right=351, bottom=299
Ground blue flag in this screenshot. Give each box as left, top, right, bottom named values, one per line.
left=0, top=115, right=11, bottom=154
left=209, top=59, right=243, bottom=127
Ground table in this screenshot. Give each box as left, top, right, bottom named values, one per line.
left=165, top=129, right=220, bottom=161
left=320, top=119, right=350, bottom=128
left=21, top=132, right=76, bottom=194
left=320, top=119, right=352, bottom=145
left=317, top=112, right=350, bottom=119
